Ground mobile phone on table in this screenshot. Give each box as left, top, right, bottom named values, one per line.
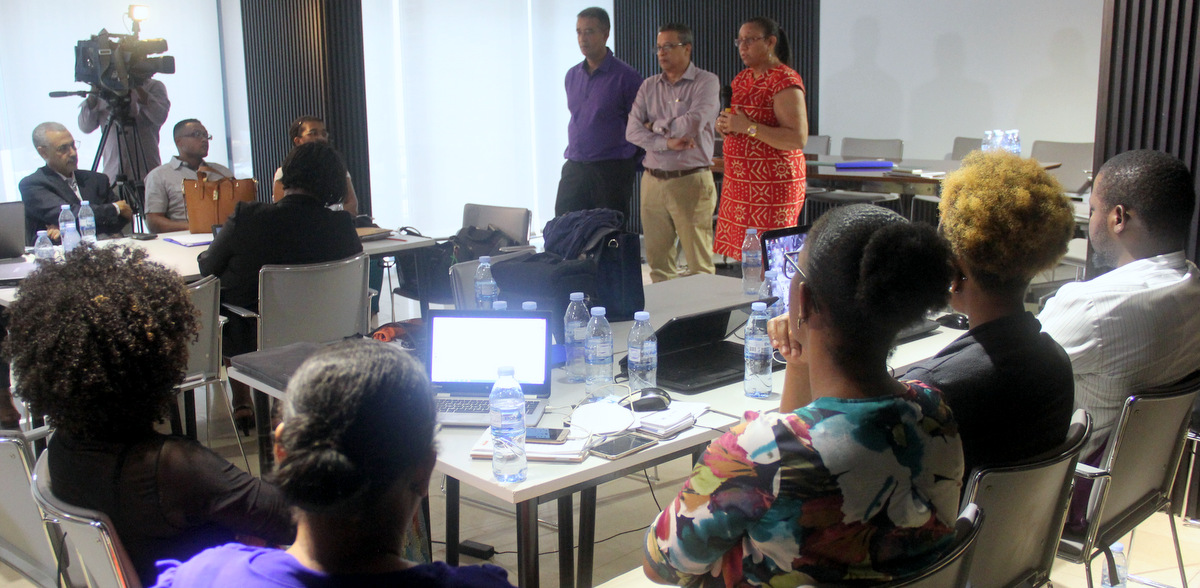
left=131, top=233, right=156, bottom=241
left=588, top=433, right=657, bottom=460
left=526, top=427, right=569, bottom=445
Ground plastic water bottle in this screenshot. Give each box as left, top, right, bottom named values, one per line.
left=492, top=300, right=508, bottom=311
left=77, top=200, right=96, bottom=244
left=742, top=228, right=762, bottom=294
left=759, top=270, right=783, bottom=318
left=627, top=311, right=658, bottom=392
left=58, top=205, right=80, bottom=252
left=474, top=256, right=498, bottom=310
left=33, top=231, right=54, bottom=261
left=744, top=302, right=772, bottom=398
left=564, top=292, right=589, bottom=383
left=1101, top=543, right=1128, bottom=588
left=489, top=366, right=527, bottom=483
left=522, top=301, right=537, bottom=311
left=584, top=306, right=614, bottom=399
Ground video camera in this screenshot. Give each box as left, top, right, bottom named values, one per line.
left=74, top=28, right=174, bottom=98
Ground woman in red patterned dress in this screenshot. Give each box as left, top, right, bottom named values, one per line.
left=714, top=16, right=809, bottom=260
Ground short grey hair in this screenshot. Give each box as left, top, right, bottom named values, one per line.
left=32, top=122, right=69, bottom=149
left=659, top=23, right=693, bottom=46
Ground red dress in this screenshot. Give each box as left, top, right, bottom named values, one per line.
left=714, top=65, right=807, bottom=259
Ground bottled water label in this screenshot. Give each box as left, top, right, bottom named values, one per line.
left=588, top=341, right=612, bottom=357
left=478, top=283, right=496, bottom=296
left=745, top=339, right=771, bottom=356
left=629, top=341, right=656, bottom=363
left=573, top=326, right=587, bottom=340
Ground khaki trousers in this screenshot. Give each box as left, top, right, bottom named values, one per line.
left=640, top=170, right=717, bottom=283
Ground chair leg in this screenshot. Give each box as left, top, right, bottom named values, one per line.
left=1085, top=557, right=1095, bottom=588
left=1169, top=512, right=1189, bottom=588
left=216, top=380, right=252, bottom=473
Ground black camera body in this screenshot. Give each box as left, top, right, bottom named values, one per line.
left=74, top=28, right=174, bottom=98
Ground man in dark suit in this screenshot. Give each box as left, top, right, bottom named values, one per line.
left=18, top=122, right=132, bottom=245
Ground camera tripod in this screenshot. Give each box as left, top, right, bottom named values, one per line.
left=91, top=92, right=151, bottom=234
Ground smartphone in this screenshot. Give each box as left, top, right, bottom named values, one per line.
left=526, top=427, right=569, bottom=445
left=589, top=433, right=657, bottom=460
left=131, top=233, right=157, bottom=241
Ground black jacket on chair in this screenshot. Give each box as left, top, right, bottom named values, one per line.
left=18, top=166, right=127, bottom=245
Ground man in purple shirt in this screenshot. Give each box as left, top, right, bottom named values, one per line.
left=556, top=6, right=643, bottom=221
left=626, top=24, right=720, bottom=282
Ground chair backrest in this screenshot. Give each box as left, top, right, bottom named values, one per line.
left=1030, top=140, right=1095, bottom=194
left=449, top=249, right=536, bottom=309
left=462, top=203, right=532, bottom=246
left=1088, top=371, right=1200, bottom=541
left=949, top=137, right=981, bottom=160
left=962, top=409, right=1091, bottom=588
left=31, top=454, right=142, bottom=588
left=883, top=503, right=983, bottom=587
left=0, top=431, right=63, bottom=587
left=909, top=195, right=941, bottom=226
left=182, top=275, right=221, bottom=385
left=800, top=191, right=901, bottom=226
left=803, top=134, right=831, bottom=155
left=841, top=137, right=903, bottom=160
left=257, top=252, right=370, bottom=350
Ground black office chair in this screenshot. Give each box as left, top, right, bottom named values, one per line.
left=799, top=191, right=901, bottom=226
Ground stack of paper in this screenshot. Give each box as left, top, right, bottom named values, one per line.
left=636, top=401, right=709, bottom=438
left=470, top=428, right=590, bottom=463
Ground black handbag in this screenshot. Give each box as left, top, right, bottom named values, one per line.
left=592, top=229, right=644, bottom=321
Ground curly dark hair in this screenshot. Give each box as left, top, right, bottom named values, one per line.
left=939, top=150, right=1075, bottom=293
left=271, top=340, right=435, bottom=514
left=2, top=246, right=197, bottom=440
left=805, top=205, right=953, bottom=375
left=279, top=141, right=347, bottom=207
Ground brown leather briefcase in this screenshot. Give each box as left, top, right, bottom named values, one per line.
left=183, top=172, right=257, bottom=234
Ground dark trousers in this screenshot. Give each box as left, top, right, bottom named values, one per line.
left=555, top=156, right=639, bottom=222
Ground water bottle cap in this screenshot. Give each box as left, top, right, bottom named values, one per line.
left=1109, top=542, right=1124, bottom=553
left=497, top=366, right=514, bottom=377
left=569, top=292, right=584, bottom=301
left=591, top=306, right=606, bottom=317
left=751, top=302, right=767, bottom=312
left=81, top=200, right=89, bottom=205
left=60, top=204, right=70, bottom=209
left=746, top=228, right=757, bottom=235
left=522, top=301, right=537, bottom=310
left=37, top=230, right=47, bottom=236
left=764, top=270, right=778, bottom=279
left=634, top=311, right=649, bottom=321
left=479, top=256, right=491, bottom=263
left=492, top=301, right=508, bottom=310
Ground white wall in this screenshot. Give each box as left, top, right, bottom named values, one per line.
left=0, top=1, right=232, bottom=203
left=819, top=1, right=1103, bottom=159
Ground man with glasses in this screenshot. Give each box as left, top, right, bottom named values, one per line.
left=626, top=23, right=720, bottom=282
left=144, top=119, right=233, bottom=233
left=19, top=122, right=131, bottom=245
left=556, top=6, right=643, bottom=221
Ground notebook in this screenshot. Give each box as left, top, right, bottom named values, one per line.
left=0, top=201, right=38, bottom=284
left=425, top=309, right=552, bottom=427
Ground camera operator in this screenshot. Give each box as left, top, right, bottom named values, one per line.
left=78, top=78, right=170, bottom=184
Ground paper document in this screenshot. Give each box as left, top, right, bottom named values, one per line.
left=163, top=233, right=213, bottom=247
left=471, top=428, right=590, bottom=463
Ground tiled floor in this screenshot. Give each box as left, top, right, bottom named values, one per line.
left=4, top=259, right=1198, bottom=587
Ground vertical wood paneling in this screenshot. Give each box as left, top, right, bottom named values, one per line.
left=239, top=1, right=370, bottom=211
left=1097, top=0, right=1200, bottom=261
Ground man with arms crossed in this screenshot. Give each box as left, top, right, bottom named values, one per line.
left=1040, top=149, right=1200, bottom=461
left=626, top=23, right=719, bottom=282
left=19, top=122, right=132, bottom=245
left=556, top=6, right=643, bottom=220
left=143, top=119, right=233, bottom=233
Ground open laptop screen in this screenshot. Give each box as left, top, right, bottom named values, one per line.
left=426, top=309, right=552, bottom=397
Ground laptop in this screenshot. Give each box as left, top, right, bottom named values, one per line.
left=620, top=302, right=783, bottom=394
left=0, top=201, right=38, bottom=285
left=760, top=223, right=939, bottom=344
left=425, top=309, right=552, bottom=427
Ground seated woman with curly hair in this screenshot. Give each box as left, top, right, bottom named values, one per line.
left=153, top=341, right=514, bottom=587
left=900, top=150, right=1076, bottom=481
left=645, top=205, right=963, bottom=585
left=3, top=246, right=295, bottom=586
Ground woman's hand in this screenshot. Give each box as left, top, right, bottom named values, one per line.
left=716, top=107, right=754, bottom=136
left=768, top=314, right=802, bottom=362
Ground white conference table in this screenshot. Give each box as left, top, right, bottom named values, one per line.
left=0, top=230, right=434, bottom=306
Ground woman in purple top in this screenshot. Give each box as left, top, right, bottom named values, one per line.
left=153, top=341, right=514, bottom=588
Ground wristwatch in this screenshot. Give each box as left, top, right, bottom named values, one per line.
left=747, top=124, right=758, bottom=137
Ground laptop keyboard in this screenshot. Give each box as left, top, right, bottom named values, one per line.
left=436, top=398, right=538, bottom=415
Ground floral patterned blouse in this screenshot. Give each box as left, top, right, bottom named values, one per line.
left=644, top=381, right=963, bottom=586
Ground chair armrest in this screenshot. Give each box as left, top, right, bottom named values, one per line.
left=499, top=245, right=537, bottom=253
left=1074, top=462, right=1108, bottom=480
left=368, top=288, right=379, bottom=298
left=221, top=303, right=259, bottom=319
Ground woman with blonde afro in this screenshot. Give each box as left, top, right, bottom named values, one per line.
left=901, top=149, right=1077, bottom=483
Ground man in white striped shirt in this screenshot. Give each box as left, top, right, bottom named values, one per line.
left=1040, top=149, right=1200, bottom=461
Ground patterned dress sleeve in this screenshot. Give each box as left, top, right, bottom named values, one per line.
left=769, top=66, right=805, bottom=96
left=643, top=412, right=800, bottom=586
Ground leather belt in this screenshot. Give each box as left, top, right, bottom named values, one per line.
left=646, top=167, right=707, bottom=180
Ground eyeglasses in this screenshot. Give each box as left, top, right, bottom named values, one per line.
left=185, top=132, right=213, bottom=141
left=782, top=249, right=808, bottom=282
left=655, top=42, right=687, bottom=53
left=734, top=36, right=764, bottom=48
left=53, top=141, right=80, bottom=155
